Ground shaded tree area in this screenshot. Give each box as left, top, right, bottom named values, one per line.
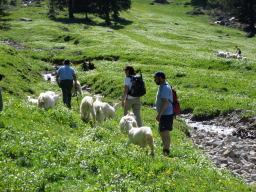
left=0, top=0, right=11, bottom=29
left=73, top=0, right=96, bottom=21
left=49, top=0, right=132, bottom=25
left=49, top=0, right=74, bottom=18
left=191, top=0, right=208, bottom=8
left=95, top=0, right=131, bottom=25
left=227, top=0, right=256, bottom=32
left=191, top=0, right=256, bottom=33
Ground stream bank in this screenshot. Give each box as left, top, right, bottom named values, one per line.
left=182, top=110, right=256, bottom=184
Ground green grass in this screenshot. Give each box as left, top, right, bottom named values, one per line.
left=0, top=0, right=256, bottom=191
left=1, top=96, right=255, bottom=191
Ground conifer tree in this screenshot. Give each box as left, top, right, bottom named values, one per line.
left=207, top=0, right=256, bottom=32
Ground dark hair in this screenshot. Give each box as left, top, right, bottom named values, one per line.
left=123, top=65, right=136, bottom=75
left=64, top=59, right=71, bottom=65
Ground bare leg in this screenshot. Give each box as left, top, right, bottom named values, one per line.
left=160, top=130, right=170, bottom=154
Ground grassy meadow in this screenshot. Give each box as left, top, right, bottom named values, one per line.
left=0, top=0, right=256, bottom=191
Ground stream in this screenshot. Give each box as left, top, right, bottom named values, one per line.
left=181, top=114, right=235, bottom=135
left=42, top=71, right=56, bottom=82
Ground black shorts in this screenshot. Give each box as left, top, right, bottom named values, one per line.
left=158, top=114, right=174, bottom=132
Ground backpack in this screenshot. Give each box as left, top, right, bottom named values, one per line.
left=161, top=84, right=180, bottom=117
left=171, top=88, right=180, bottom=116
left=128, top=70, right=146, bottom=97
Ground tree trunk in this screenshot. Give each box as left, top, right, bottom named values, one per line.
left=69, top=0, right=74, bottom=19
left=248, top=0, right=255, bottom=32
left=85, top=12, right=88, bottom=20
left=105, top=11, right=111, bottom=25
left=104, top=1, right=111, bottom=25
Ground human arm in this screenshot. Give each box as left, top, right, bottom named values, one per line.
left=72, top=74, right=77, bottom=90
left=56, top=74, right=60, bottom=88
left=122, top=85, right=129, bottom=108
left=156, top=98, right=169, bottom=122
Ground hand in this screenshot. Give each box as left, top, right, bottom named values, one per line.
left=156, top=114, right=161, bottom=122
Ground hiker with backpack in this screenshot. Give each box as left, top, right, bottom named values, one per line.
left=121, top=65, right=143, bottom=127
left=154, top=71, right=174, bottom=156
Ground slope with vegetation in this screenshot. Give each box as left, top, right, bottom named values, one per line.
left=0, top=0, right=256, bottom=191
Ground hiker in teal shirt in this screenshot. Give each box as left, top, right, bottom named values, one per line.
left=154, top=71, right=174, bottom=156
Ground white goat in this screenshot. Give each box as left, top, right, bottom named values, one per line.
left=25, top=95, right=38, bottom=104
left=215, top=51, right=227, bottom=58
left=124, top=119, right=155, bottom=156
left=93, top=95, right=105, bottom=122
left=71, top=81, right=83, bottom=96
left=101, top=102, right=120, bottom=120
left=226, top=52, right=237, bottom=59
left=37, top=91, right=60, bottom=110
left=120, top=111, right=138, bottom=134
left=215, top=51, right=247, bottom=61
left=80, top=96, right=96, bottom=123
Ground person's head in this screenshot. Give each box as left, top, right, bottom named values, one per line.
left=235, top=46, right=238, bottom=48
left=153, top=71, right=166, bottom=85
left=123, top=65, right=136, bottom=76
left=64, top=59, right=71, bottom=65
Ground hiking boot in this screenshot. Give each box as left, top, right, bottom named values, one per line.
left=163, top=149, right=170, bottom=156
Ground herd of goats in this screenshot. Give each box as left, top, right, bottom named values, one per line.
left=25, top=82, right=155, bottom=156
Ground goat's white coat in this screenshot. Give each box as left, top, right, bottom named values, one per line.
left=25, top=95, right=38, bottom=104
left=120, top=111, right=138, bottom=133
left=93, top=95, right=105, bottom=122
left=101, top=102, right=119, bottom=120
left=71, top=81, right=83, bottom=96
left=37, top=91, right=60, bottom=110
left=80, top=96, right=96, bottom=123
left=215, top=51, right=247, bottom=61
left=124, top=120, right=155, bottom=156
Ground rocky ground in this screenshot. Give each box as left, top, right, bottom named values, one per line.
left=186, top=7, right=255, bottom=37
left=183, top=109, right=256, bottom=184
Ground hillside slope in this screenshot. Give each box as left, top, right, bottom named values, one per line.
left=0, top=0, right=256, bottom=191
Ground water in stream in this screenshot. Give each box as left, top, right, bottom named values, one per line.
left=42, top=71, right=57, bottom=82
left=181, top=114, right=235, bottom=135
